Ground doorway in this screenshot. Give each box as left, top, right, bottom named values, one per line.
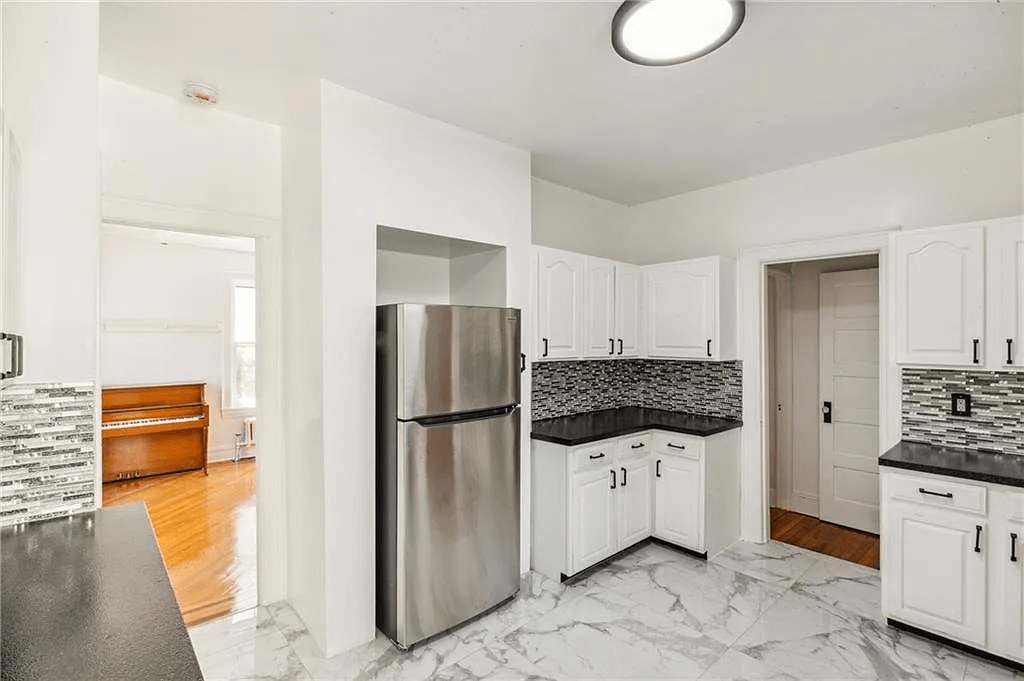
left=98, top=223, right=259, bottom=625
left=766, top=254, right=881, bottom=568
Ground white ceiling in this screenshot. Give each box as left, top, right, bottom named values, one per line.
left=100, top=1, right=1023, bottom=205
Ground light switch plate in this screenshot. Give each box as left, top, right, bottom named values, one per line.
left=951, top=393, right=971, bottom=417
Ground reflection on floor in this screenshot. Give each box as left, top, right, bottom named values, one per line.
left=104, top=459, right=257, bottom=626
left=770, top=507, right=880, bottom=569
left=187, top=540, right=1007, bottom=680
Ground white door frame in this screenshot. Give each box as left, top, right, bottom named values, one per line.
left=738, top=230, right=900, bottom=543
left=100, top=196, right=287, bottom=604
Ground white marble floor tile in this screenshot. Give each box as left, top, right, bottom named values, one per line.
left=790, top=554, right=882, bottom=623
left=188, top=542, right=1022, bottom=681
left=698, top=648, right=798, bottom=680
left=964, top=656, right=1024, bottom=680
left=197, top=627, right=309, bottom=681
left=189, top=607, right=278, bottom=659
left=614, top=557, right=788, bottom=646
left=710, top=541, right=820, bottom=588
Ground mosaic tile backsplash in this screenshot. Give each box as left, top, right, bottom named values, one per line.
left=532, top=359, right=742, bottom=420
left=902, top=369, right=1024, bottom=455
left=0, top=382, right=97, bottom=525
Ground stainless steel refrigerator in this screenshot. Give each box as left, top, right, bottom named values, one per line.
left=376, top=304, right=521, bottom=650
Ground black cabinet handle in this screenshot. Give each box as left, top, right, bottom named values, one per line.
left=630, top=442, right=645, bottom=449
left=618, top=339, right=623, bottom=356
left=621, top=467, right=627, bottom=487
left=707, top=339, right=712, bottom=357
left=918, top=487, right=953, bottom=499
left=1008, top=339, right=1014, bottom=365
left=589, top=452, right=605, bottom=460
left=667, top=442, right=686, bottom=450
left=609, top=469, right=616, bottom=490
left=973, top=339, right=980, bottom=365
left=1012, top=533, right=1019, bottom=563
left=521, top=353, right=526, bottom=372
left=609, top=338, right=615, bottom=355
left=542, top=338, right=549, bottom=358
left=975, top=525, right=983, bottom=553
left=656, top=459, right=662, bottom=477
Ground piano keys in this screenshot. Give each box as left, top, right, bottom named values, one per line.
left=101, top=383, right=210, bottom=483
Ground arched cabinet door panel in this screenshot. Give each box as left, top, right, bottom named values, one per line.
left=895, top=225, right=985, bottom=366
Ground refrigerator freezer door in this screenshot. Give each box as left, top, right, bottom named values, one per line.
left=394, top=305, right=521, bottom=420
left=388, top=406, right=521, bottom=648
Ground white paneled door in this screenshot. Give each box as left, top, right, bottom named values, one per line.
left=819, top=269, right=880, bottom=534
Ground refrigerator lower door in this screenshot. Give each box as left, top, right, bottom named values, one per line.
left=386, top=406, right=520, bottom=648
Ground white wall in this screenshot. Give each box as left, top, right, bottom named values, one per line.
left=281, top=76, right=326, bottom=650
left=531, top=177, right=628, bottom=259
left=100, top=226, right=256, bottom=460
left=376, top=250, right=451, bottom=305
left=100, top=76, right=280, bottom=221
left=4, top=3, right=99, bottom=383
left=617, top=114, right=1023, bottom=263
left=281, top=79, right=532, bottom=657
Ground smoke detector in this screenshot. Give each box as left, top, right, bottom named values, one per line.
left=183, top=82, right=219, bottom=106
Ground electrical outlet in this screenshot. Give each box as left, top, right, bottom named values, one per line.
left=951, top=393, right=971, bottom=417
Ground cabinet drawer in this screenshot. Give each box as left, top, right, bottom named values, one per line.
left=572, top=441, right=616, bottom=471
left=885, top=472, right=987, bottom=516
left=619, top=433, right=652, bottom=459
left=653, top=432, right=704, bottom=459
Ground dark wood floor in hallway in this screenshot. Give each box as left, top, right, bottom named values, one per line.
left=104, top=459, right=257, bottom=626
left=770, top=507, right=880, bottom=569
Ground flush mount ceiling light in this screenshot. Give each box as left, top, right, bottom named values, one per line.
left=612, top=0, right=745, bottom=66
left=183, top=81, right=220, bottom=106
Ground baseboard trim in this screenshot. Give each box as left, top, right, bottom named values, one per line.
left=887, top=618, right=1024, bottom=673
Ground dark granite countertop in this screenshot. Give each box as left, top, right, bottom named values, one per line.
left=879, top=440, right=1024, bottom=489
left=531, top=406, right=743, bottom=446
left=1, top=504, right=204, bottom=681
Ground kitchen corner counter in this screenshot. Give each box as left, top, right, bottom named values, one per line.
left=879, top=440, right=1024, bottom=489
left=530, top=406, right=742, bottom=446
left=1, top=503, right=204, bottom=681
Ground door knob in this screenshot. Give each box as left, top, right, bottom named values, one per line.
left=822, top=401, right=832, bottom=424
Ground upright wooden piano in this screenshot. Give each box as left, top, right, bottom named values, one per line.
left=101, top=383, right=210, bottom=483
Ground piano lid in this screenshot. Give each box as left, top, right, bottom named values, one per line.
left=102, top=383, right=207, bottom=412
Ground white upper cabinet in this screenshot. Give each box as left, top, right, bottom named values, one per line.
left=987, top=217, right=1024, bottom=369
left=536, top=248, right=585, bottom=360
left=644, top=256, right=736, bottom=360
left=894, top=224, right=986, bottom=367
left=583, top=258, right=617, bottom=358
left=615, top=264, right=641, bottom=358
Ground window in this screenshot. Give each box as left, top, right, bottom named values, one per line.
left=230, top=282, right=256, bottom=409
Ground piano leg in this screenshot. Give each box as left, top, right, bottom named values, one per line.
left=202, top=426, right=209, bottom=476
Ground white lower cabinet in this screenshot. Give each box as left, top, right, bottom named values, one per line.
left=570, top=465, right=617, bottom=573
left=531, top=428, right=740, bottom=581
left=618, top=457, right=653, bottom=548
left=653, top=453, right=702, bottom=550
left=882, top=469, right=1024, bottom=663
left=884, top=499, right=987, bottom=646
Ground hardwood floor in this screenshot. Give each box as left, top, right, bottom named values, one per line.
left=103, top=459, right=257, bottom=626
left=770, top=507, right=880, bottom=569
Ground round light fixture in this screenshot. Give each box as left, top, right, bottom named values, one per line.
left=183, top=81, right=220, bottom=106
left=612, top=0, right=745, bottom=66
